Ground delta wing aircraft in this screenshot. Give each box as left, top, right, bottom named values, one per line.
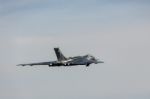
left=17, top=48, right=104, bottom=67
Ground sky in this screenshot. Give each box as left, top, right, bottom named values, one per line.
left=0, top=0, right=150, bottom=99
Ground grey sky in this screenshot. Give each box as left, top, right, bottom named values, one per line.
left=0, top=0, right=150, bottom=99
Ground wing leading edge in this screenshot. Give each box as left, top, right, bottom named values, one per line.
left=17, top=61, right=56, bottom=66
left=17, top=61, right=71, bottom=67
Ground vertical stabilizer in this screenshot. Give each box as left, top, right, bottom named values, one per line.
left=54, top=48, right=67, bottom=61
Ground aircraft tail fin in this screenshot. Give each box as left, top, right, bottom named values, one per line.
left=54, top=48, right=67, bottom=61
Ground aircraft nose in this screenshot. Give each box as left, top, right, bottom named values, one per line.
left=99, top=61, right=104, bottom=63
left=96, top=60, right=104, bottom=63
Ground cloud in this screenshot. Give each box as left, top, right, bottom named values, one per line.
left=0, top=1, right=150, bottom=99
left=0, top=0, right=48, bottom=16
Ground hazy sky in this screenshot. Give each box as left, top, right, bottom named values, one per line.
left=0, top=0, right=150, bottom=99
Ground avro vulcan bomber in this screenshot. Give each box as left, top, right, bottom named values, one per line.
left=17, top=48, right=104, bottom=67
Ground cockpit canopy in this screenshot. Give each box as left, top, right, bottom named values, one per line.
left=85, top=54, right=96, bottom=61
